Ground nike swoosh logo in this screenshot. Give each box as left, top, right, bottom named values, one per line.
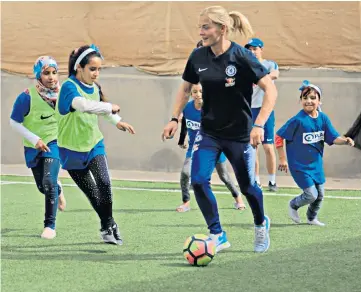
left=198, top=68, right=208, bottom=72
left=40, top=114, right=54, bottom=120
left=244, top=149, right=250, bottom=154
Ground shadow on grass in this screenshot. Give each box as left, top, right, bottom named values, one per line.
left=1, top=247, right=183, bottom=262
left=151, top=223, right=306, bottom=229
left=95, top=236, right=361, bottom=292
left=2, top=227, right=361, bottom=292
left=64, top=209, right=176, bottom=213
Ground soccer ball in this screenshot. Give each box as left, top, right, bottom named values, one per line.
left=183, top=234, right=216, bottom=267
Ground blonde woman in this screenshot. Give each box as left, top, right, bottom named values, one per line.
left=177, top=83, right=246, bottom=213
left=163, top=6, right=277, bottom=253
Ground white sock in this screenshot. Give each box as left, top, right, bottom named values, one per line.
left=269, top=174, right=276, bottom=185
left=255, top=175, right=261, bottom=184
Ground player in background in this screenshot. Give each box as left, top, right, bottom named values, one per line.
left=276, top=81, right=354, bottom=226
left=245, top=38, right=279, bottom=191
left=10, top=56, right=66, bottom=239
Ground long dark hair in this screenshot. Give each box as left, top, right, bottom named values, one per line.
left=68, top=45, right=107, bottom=101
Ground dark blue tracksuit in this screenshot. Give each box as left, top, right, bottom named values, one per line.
left=182, top=42, right=269, bottom=234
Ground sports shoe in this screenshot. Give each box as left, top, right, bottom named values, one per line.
left=288, top=201, right=301, bottom=223
left=268, top=182, right=278, bottom=192
left=176, top=202, right=190, bottom=212
left=209, top=231, right=231, bottom=253
left=100, top=227, right=117, bottom=245
left=41, top=227, right=56, bottom=239
left=307, top=218, right=326, bottom=227
left=111, top=223, right=124, bottom=245
left=254, top=215, right=271, bottom=253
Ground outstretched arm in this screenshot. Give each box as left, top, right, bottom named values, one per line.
left=71, top=97, right=119, bottom=115
left=333, top=136, right=354, bottom=146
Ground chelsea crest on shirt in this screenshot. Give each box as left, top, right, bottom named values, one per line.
left=225, top=65, right=237, bottom=87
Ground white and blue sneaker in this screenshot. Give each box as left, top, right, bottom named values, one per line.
left=254, top=215, right=271, bottom=253
left=209, top=231, right=231, bottom=253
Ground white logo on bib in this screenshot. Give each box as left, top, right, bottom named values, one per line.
left=186, top=119, right=200, bottom=130
left=303, top=131, right=325, bottom=144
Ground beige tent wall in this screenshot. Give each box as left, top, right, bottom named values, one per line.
left=2, top=1, right=361, bottom=76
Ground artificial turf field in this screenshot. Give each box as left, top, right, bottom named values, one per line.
left=1, top=175, right=361, bottom=292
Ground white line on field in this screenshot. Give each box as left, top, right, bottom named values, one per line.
left=1, top=180, right=360, bottom=200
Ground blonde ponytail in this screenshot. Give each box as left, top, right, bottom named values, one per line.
left=229, top=11, right=254, bottom=39
left=200, top=6, right=254, bottom=40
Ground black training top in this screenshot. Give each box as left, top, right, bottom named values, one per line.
left=182, top=41, right=269, bottom=142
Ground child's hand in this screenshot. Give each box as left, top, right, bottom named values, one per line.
left=278, top=158, right=288, bottom=173
left=35, top=139, right=50, bottom=152
left=345, top=137, right=355, bottom=147
left=116, top=121, right=136, bottom=134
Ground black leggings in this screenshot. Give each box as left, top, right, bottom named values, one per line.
left=68, top=155, right=114, bottom=230
left=31, top=158, right=60, bottom=229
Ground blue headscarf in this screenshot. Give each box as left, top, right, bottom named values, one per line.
left=33, top=56, right=60, bottom=107
left=33, top=56, right=58, bottom=80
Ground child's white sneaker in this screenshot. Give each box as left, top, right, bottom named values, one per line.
left=41, top=227, right=56, bottom=239
left=307, top=218, right=325, bottom=227
left=288, top=201, right=301, bottom=223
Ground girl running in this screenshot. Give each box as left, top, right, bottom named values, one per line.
left=276, top=81, right=354, bottom=226
left=56, top=44, right=135, bottom=245
left=10, top=56, right=66, bottom=239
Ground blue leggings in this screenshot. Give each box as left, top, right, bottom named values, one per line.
left=31, top=158, right=61, bottom=230
left=191, top=131, right=264, bottom=234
